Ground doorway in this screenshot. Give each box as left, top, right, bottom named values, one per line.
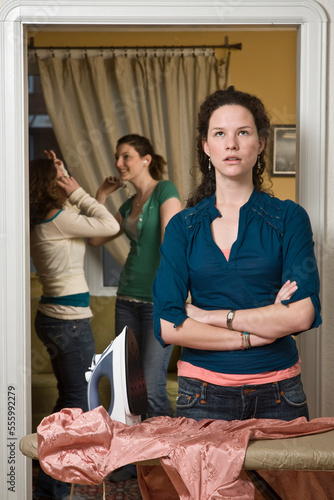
left=0, top=2, right=327, bottom=498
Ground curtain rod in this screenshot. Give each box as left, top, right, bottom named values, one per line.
left=28, top=37, right=242, bottom=52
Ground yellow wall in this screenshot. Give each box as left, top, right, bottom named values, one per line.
left=31, top=28, right=297, bottom=200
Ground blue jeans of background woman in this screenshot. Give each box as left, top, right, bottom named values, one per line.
left=175, top=374, right=309, bottom=422
left=115, top=298, right=173, bottom=418
left=33, top=310, right=95, bottom=499
left=35, top=311, right=95, bottom=412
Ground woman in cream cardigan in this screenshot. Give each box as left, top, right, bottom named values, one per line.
left=30, top=151, right=120, bottom=500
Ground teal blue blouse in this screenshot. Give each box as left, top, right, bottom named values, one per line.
left=153, top=189, right=322, bottom=374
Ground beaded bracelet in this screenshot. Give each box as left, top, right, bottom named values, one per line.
left=240, top=332, right=251, bottom=350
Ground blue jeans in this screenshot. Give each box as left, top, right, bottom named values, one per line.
left=115, top=298, right=173, bottom=418
left=175, top=374, right=309, bottom=422
left=34, top=311, right=96, bottom=499
left=35, top=311, right=96, bottom=412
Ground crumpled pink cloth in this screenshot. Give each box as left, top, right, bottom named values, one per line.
left=37, top=406, right=334, bottom=500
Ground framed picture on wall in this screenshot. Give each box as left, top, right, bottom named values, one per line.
left=271, top=125, right=296, bottom=176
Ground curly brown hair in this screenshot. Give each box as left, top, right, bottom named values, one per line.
left=116, top=134, right=166, bottom=181
left=187, top=86, right=272, bottom=207
left=29, top=158, right=64, bottom=230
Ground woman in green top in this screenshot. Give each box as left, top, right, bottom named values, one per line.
left=89, top=134, right=182, bottom=419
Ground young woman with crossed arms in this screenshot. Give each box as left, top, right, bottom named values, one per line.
left=153, top=87, right=321, bottom=422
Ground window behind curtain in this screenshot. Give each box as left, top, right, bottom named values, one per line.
left=28, top=74, right=120, bottom=291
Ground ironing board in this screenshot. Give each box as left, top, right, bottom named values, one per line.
left=19, top=429, right=334, bottom=471
left=22, top=327, right=334, bottom=498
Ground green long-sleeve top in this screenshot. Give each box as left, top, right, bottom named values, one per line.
left=117, top=180, right=180, bottom=302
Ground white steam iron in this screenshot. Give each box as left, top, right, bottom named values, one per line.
left=86, top=326, right=147, bottom=425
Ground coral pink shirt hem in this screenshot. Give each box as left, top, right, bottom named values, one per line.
left=177, top=359, right=301, bottom=386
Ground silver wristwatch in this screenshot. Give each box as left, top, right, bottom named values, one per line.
left=226, top=310, right=235, bottom=330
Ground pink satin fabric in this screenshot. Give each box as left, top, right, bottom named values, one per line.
left=37, top=406, right=334, bottom=500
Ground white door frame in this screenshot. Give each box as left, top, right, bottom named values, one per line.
left=0, top=1, right=327, bottom=498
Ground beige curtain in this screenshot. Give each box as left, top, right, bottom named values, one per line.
left=38, top=50, right=228, bottom=264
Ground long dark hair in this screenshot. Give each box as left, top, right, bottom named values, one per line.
left=116, top=134, right=166, bottom=181
left=29, top=158, right=64, bottom=230
left=187, top=86, right=271, bottom=207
